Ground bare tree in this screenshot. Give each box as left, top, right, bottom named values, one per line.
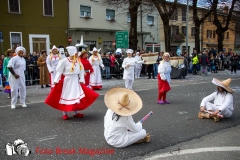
left=212, top=0, right=238, bottom=52
left=128, top=0, right=142, bottom=50
left=192, top=0, right=214, bottom=52
left=151, top=0, right=178, bottom=52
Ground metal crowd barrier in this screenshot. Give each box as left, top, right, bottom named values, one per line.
left=25, top=64, right=40, bottom=85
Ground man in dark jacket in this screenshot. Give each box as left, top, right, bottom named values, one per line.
left=199, top=51, right=209, bottom=75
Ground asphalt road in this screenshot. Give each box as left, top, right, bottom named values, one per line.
left=0, top=78, right=239, bottom=160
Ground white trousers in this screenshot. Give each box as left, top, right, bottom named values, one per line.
left=11, top=87, right=26, bottom=105
left=135, top=69, right=141, bottom=78
left=125, top=79, right=134, bottom=90
left=113, top=129, right=146, bottom=148
left=205, top=102, right=232, bottom=118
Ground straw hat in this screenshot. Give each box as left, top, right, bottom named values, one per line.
left=104, top=88, right=142, bottom=116
left=212, top=78, right=234, bottom=93
left=79, top=50, right=88, bottom=57
left=4, top=49, right=14, bottom=56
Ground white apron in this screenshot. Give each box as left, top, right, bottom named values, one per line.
left=46, top=54, right=61, bottom=87
left=89, top=56, right=104, bottom=87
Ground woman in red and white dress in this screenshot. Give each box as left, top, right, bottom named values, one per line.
left=46, top=45, right=61, bottom=89
left=89, top=47, right=105, bottom=90
left=78, top=50, right=94, bottom=88
left=45, top=46, right=99, bottom=120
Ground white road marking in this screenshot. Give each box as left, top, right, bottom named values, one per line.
left=37, top=135, right=57, bottom=142
left=178, top=111, right=188, bottom=114
left=145, top=146, right=240, bottom=159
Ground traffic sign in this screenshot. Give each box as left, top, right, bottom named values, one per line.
left=115, top=31, right=129, bottom=49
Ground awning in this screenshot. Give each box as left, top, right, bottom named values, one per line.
left=69, top=28, right=151, bottom=35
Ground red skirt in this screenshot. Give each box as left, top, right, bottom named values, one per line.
left=85, top=72, right=90, bottom=86
left=158, top=74, right=171, bottom=93
left=45, top=77, right=99, bottom=111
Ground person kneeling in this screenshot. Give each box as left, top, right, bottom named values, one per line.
left=198, top=78, right=234, bottom=122
left=104, top=88, right=150, bottom=148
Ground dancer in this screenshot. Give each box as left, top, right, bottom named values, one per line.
left=7, top=47, right=27, bottom=109
left=198, top=78, right=234, bottom=122
left=3, top=49, right=14, bottom=98
left=104, top=88, right=151, bottom=148
left=37, top=50, right=50, bottom=88
left=157, top=52, right=171, bottom=104
left=46, top=45, right=61, bottom=89
left=45, top=46, right=99, bottom=120
left=79, top=50, right=94, bottom=87
left=122, top=49, right=145, bottom=90
left=89, top=47, right=105, bottom=90
left=134, top=52, right=142, bottom=79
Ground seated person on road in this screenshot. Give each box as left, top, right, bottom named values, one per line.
left=198, top=78, right=234, bottom=122
left=104, top=88, right=150, bottom=148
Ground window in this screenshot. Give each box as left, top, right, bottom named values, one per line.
left=10, top=32, right=22, bottom=49
left=213, top=30, right=216, bottom=38
left=147, top=15, right=154, bottom=25
left=127, top=12, right=131, bottom=22
left=182, top=7, right=186, bottom=21
left=43, top=0, right=53, bottom=16
left=170, top=7, right=178, bottom=21
left=8, top=0, right=20, bottom=13
left=171, top=25, right=179, bottom=35
left=80, top=5, right=91, bottom=17
left=226, top=32, right=229, bottom=39
left=191, top=27, right=195, bottom=37
left=207, top=30, right=212, bottom=38
left=106, top=9, right=115, bottom=20
left=182, top=26, right=186, bottom=35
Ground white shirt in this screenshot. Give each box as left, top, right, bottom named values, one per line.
left=122, top=57, right=144, bottom=80
left=104, top=109, right=142, bottom=147
left=158, top=61, right=172, bottom=83
left=200, top=92, right=234, bottom=112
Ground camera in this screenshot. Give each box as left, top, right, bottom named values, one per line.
left=5, top=139, right=31, bottom=157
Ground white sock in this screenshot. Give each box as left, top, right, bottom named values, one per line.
left=74, top=111, right=78, bottom=115
left=63, top=111, right=67, bottom=115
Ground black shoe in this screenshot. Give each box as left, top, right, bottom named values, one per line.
left=46, top=85, right=50, bottom=87
left=41, top=85, right=44, bottom=88
left=148, top=77, right=151, bottom=79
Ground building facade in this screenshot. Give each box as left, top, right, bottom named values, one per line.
left=68, top=0, right=159, bottom=53
left=0, top=0, right=68, bottom=54
left=202, top=14, right=235, bottom=52
left=158, top=4, right=198, bottom=54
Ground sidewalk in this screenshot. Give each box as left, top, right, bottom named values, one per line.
left=132, top=124, right=240, bottom=160
left=0, top=70, right=239, bottom=107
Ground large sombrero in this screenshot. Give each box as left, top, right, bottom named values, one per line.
left=104, top=88, right=142, bottom=116
left=212, top=78, right=234, bottom=93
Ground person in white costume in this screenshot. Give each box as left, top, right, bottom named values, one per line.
left=89, top=47, right=105, bottom=90
left=7, top=46, right=27, bottom=109
left=104, top=88, right=151, bottom=148
left=59, top=46, right=66, bottom=59
left=54, top=46, right=85, bottom=120
left=122, top=49, right=145, bottom=90
left=46, top=45, right=61, bottom=89
left=198, top=78, right=235, bottom=122
left=134, top=52, right=142, bottom=79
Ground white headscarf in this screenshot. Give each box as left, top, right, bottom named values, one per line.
left=66, top=46, right=77, bottom=56
left=52, top=45, right=59, bottom=51
left=126, top=49, right=133, bottom=54
left=15, top=46, right=26, bottom=54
